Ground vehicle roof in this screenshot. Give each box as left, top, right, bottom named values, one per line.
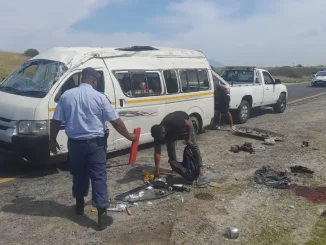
left=31, top=46, right=207, bottom=67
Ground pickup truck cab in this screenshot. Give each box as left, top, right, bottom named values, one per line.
left=212, top=66, right=288, bottom=123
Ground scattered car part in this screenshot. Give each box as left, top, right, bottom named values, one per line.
left=290, top=165, right=314, bottom=175
left=264, top=138, right=276, bottom=145
left=234, top=127, right=285, bottom=141
left=226, top=227, right=239, bottom=239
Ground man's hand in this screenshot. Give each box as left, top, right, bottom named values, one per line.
left=128, top=133, right=137, bottom=142
left=186, top=140, right=193, bottom=146
left=50, top=140, right=60, bottom=154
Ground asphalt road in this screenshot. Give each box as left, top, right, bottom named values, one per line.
left=287, top=82, right=326, bottom=102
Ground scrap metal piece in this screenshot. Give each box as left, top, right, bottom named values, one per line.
left=226, top=227, right=239, bottom=239
left=115, top=182, right=173, bottom=203
left=234, top=127, right=285, bottom=142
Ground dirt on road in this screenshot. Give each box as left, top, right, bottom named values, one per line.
left=1, top=96, right=326, bottom=245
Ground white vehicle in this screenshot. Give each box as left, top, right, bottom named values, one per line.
left=311, top=70, right=326, bottom=87
left=0, top=46, right=214, bottom=164
left=211, top=66, right=288, bottom=123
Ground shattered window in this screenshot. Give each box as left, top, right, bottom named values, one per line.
left=0, top=59, right=67, bottom=98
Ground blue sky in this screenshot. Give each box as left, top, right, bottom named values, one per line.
left=1, top=0, right=326, bottom=66
left=72, top=0, right=257, bottom=35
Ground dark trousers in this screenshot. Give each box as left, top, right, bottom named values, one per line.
left=166, top=125, right=203, bottom=167
left=68, top=138, right=109, bottom=209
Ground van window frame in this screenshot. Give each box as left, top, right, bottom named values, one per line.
left=162, top=69, right=180, bottom=95
left=54, top=69, right=105, bottom=102
left=112, top=69, right=164, bottom=98
left=177, top=68, right=210, bottom=93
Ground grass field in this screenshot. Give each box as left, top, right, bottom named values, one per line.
left=0, top=51, right=324, bottom=84
left=0, top=51, right=28, bottom=81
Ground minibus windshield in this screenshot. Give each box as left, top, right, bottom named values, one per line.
left=0, top=59, right=67, bottom=98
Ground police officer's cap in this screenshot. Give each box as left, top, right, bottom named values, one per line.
left=82, top=67, right=100, bottom=79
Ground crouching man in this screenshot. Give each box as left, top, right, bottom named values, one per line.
left=150, top=111, right=204, bottom=183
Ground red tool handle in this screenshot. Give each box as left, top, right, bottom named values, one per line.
left=129, top=128, right=141, bottom=164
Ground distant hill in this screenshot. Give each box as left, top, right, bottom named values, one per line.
left=208, top=59, right=224, bottom=67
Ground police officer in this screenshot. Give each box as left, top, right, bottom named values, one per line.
left=50, top=67, right=136, bottom=230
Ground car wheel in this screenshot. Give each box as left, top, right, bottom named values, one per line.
left=190, top=116, right=199, bottom=135
left=273, top=93, right=286, bottom=113
left=237, top=100, right=250, bottom=124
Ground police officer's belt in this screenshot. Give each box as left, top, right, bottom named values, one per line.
left=69, top=137, right=105, bottom=144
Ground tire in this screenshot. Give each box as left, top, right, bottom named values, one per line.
left=236, top=100, right=250, bottom=124
left=190, top=116, right=199, bottom=135
left=273, top=93, right=286, bottom=113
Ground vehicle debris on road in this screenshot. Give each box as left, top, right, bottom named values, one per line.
left=226, top=227, right=239, bottom=239
left=234, top=127, right=285, bottom=142
left=289, top=165, right=314, bottom=178
left=230, top=142, right=266, bottom=154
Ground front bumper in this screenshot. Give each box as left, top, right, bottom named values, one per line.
left=0, top=134, right=50, bottom=163
left=312, top=80, right=326, bottom=86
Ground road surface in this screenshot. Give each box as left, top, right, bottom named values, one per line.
left=287, top=82, right=326, bottom=102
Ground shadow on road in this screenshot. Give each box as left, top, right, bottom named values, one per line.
left=1, top=197, right=111, bottom=230
left=249, top=107, right=275, bottom=120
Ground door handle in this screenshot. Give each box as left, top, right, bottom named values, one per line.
left=119, top=99, right=126, bottom=107
left=266, top=87, right=269, bottom=90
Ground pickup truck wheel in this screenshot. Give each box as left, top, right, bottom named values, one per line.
left=237, top=100, right=250, bottom=124
left=190, top=116, right=199, bottom=135
left=273, top=94, right=286, bottom=113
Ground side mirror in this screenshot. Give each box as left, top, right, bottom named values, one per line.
left=274, top=79, right=281, bottom=84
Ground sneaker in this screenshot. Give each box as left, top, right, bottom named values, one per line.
left=75, top=198, right=85, bottom=215
left=231, top=126, right=236, bottom=131
left=98, top=208, right=109, bottom=231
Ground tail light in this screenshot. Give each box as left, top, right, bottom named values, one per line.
left=224, top=87, right=230, bottom=95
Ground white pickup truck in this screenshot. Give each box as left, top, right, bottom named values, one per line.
left=211, top=66, right=288, bottom=123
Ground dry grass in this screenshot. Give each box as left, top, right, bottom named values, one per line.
left=274, top=75, right=310, bottom=84
left=0, top=51, right=28, bottom=80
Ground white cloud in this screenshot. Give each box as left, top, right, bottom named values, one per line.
left=0, top=0, right=325, bottom=66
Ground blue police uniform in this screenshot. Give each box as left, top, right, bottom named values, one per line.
left=53, top=70, right=118, bottom=209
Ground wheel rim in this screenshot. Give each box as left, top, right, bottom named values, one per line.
left=192, top=120, right=198, bottom=134
left=241, top=105, right=248, bottom=119
left=280, top=99, right=286, bottom=109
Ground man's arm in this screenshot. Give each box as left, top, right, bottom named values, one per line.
left=50, top=120, right=61, bottom=143
left=102, top=96, right=135, bottom=142
left=50, top=98, right=65, bottom=154
left=110, top=118, right=135, bottom=141
left=154, top=144, right=161, bottom=176
left=184, top=119, right=193, bottom=143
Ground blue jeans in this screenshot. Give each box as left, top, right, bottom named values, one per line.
left=68, top=138, right=109, bottom=209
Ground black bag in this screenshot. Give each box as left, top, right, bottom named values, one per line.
left=169, top=146, right=200, bottom=182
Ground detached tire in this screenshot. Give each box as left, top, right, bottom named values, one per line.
left=273, top=93, right=286, bottom=113
left=236, top=100, right=250, bottom=124
left=190, top=116, right=199, bottom=135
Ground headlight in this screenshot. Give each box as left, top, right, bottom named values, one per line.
left=18, top=120, right=49, bottom=135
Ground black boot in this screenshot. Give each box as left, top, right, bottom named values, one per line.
left=98, top=208, right=108, bottom=231
left=75, top=198, right=85, bottom=215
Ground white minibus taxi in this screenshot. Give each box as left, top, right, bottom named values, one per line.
left=0, top=46, right=214, bottom=164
